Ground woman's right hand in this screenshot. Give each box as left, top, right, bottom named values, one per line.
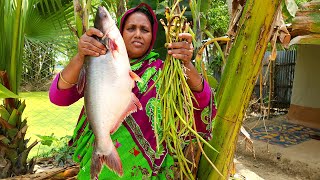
left=77, top=28, right=107, bottom=63
left=57, top=28, right=107, bottom=90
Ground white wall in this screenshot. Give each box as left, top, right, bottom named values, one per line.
left=291, top=45, right=320, bottom=108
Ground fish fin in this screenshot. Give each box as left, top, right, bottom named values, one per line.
left=110, top=93, right=142, bottom=134
left=110, top=120, right=123, bottom=135
left=131, top=93, right=143, bottom=111
left=91, top=145, right=123, bottom=179
left=129, top=71, right=142, bottom=82
left=77, top=67, right=86, bottom=94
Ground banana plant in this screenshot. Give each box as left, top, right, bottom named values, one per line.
left=198, top=0, right=282, bottom=179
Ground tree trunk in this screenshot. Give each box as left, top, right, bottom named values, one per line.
left=197, top=0, right=281, bottom=179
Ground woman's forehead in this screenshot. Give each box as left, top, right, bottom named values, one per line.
left=125, top=12, right=151, bottom=25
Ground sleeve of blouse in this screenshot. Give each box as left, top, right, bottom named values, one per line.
left=192, top=80, right=217, bottom=140
left=192, top=80, right=212, bottom=109
left=49, top=73, right=84, bottom=106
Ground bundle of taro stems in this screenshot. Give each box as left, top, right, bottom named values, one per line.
left=149, top=1, right=221, bottom=179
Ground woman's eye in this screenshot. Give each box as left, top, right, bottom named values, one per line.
left=127, top=27, right=134, bottom=31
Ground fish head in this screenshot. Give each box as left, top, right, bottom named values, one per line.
left=94, top=6, right=115, bottom=36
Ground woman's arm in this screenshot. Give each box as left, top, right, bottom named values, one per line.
left=49, top=74, right=84, bottom=106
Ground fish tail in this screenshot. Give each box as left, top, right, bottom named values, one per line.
left=90, top=145, right=123, bottom=179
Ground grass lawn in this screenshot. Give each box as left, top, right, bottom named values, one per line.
left=20, top=91, right=83, bottom=158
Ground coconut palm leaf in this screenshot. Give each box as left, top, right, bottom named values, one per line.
left=0, top=0, right=76, bottom=178
left=0, top=84, right=19, bottom=99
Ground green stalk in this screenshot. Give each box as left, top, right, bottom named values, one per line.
left=73, top=0, right=84, bottom=38
left=194, top=37, right=230, bottom=81
left=204, top=29, right=228, bottom=65
left=10, top=0, right=23, bottom=94
left=153, top=1, right=222, bottom=178
left=172, top=103, right=218, bottom=154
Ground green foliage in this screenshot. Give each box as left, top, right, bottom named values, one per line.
left=283, top=0, right=313, bottom=22
left=36, top=133, right=58, bottom=146
left=0, top=1, right=74, bottom=177
left=295, top=0, right=312, bottom=6
left=0, top=83, right=19, bottom=98
left=127, top=0, right=164, bottom=9
left=208, top=49, right=223, bottom=78
left=206, top=0, right=229, bottom=37
left=36, top=134, right=75, bottom=166
left=0, top=0, right=25, bottom=94
left=0, top=97, right=38, bottom=178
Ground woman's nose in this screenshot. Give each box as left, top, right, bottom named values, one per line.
left=134, top=29, right=141, bottom=38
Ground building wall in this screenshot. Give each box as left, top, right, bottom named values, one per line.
left=288, top=45, right=320, bottom=129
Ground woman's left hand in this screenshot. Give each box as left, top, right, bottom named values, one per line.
left=167, top=33, right=194, bottom=65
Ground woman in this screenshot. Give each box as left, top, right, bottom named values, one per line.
left=49, top=3, right=216, bottom=179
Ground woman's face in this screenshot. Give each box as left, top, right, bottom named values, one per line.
left=122, top=12, right=152, bottom=59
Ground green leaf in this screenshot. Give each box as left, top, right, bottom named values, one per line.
left=17, top=100, right=26, bottom=114
left=285, top=0, right=298, bottom=17
left=0, top=117, right=14, bottom=129
left=0, top=83, right=19, bottom=98
left=0, top=135, right=10, bottom=145
left=8, top=109, right=19, bottom=126
left=36, top=133, right=58, bottom=147
left=8, top=128, right=19, bottom=139
left=127, top=0, right=161, bottom=9
left=0, top=106, right=11, bottom=121
left=200, top=0, right=211, bottom=14
left=282, top=0, right=298, bottom=21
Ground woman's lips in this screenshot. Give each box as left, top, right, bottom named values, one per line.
left=132, top=41, right=143, bottom=46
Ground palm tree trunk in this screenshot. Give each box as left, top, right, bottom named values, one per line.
left=198, top=0, right=281, bottom=179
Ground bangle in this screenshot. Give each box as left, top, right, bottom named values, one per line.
left=190, top=77, right=204, bottom=90
left=59, top=71, right=77, bottom=86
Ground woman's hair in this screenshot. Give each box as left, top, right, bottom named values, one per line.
left=133, top=7, right=154, bottom=27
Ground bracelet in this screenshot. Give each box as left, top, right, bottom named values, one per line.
left=190, top=76, right=204, bottom=89
left=59, top=71, right=77, bottom=86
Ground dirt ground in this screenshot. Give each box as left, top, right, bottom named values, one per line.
left=235, top=153, right=305, bottom=180
left=234, top=114, right=320, bottom=180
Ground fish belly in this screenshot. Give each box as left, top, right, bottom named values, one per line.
left=84, top=53, right=132, bottom=154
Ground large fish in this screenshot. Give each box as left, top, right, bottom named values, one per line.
left=78, top=6, right=142, bottom=179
